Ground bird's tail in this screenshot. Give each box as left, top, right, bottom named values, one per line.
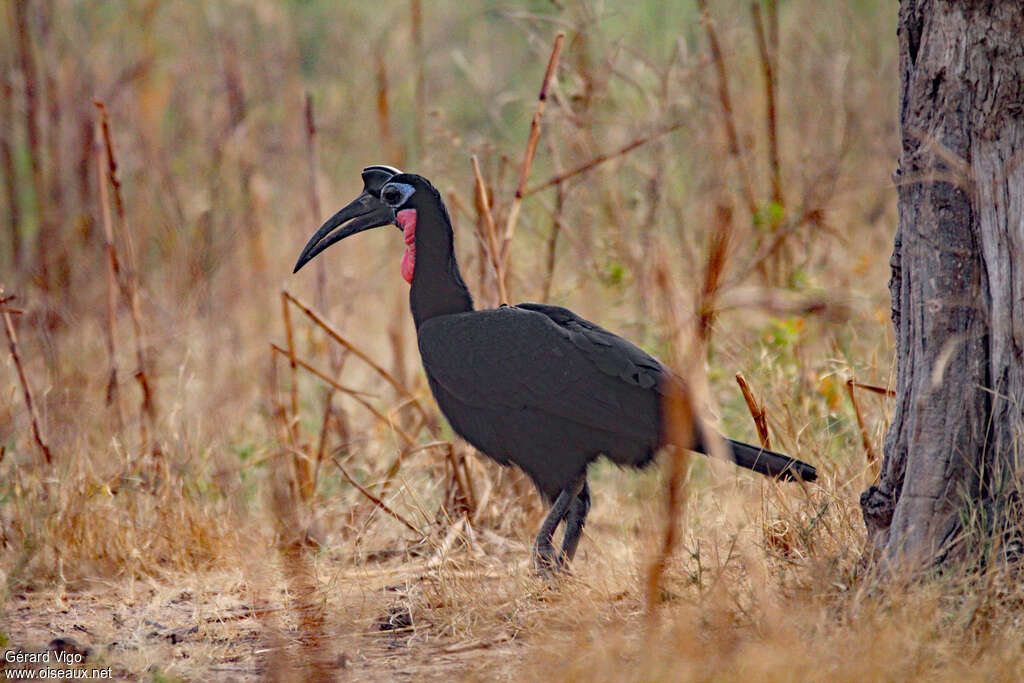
left=717, top=438, right=817, bottom=482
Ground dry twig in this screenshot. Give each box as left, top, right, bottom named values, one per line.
left=304, top=93, right=328, bottom=316
left=735, top=372, right=771, bottom=449
left=303, top=94, right=350, bottom=490
left=846, top=378, right=879, bottom=471
left=751, top=1, right=782, bottom=208
left=96, top=100, right=157, bottom=451
left=282, top=290, right=434, bottom=425
left=540, top=139, right=567, bottom=301
left=1, top=287, right=52, bottom=465
left=279, top=290, right=300, bottom=447
left=523, top=121, right=685, bottom=198
left=697, top=0, right=758, bottom=216
left=332, top=456, right=425, bottom=537
left=849, top=379, right=895, bottom=397
left=500, top=31, right=565, bottom=274
left=267, top=342, right=415, bottom=439
left=471, top=155, right=509, bottom=304
left=94, top=106, right=124, bottom=432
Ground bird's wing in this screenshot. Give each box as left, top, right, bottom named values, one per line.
left=515, top=303, right=668, bottom=394
left=417, top=304, right=664, bottom=441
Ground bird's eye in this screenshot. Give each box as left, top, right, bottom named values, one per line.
left=381, top=182, right=415, bottom=208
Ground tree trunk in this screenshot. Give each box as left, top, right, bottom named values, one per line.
left=861, top=0, right=1024, bottom=573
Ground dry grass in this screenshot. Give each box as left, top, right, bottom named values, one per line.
left=2, top=1, right=1021, bottom=680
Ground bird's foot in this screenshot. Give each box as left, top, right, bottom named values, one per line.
left=532, top=547, right=571, bottom=581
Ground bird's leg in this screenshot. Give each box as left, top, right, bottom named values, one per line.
left=533, top=477, right=586, bottom=576
left=533, top=488, right=576, bottom=576
left=557, top=480, right=591, bottom=570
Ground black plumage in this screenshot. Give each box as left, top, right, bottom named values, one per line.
left=294, top=167, right=817, bottom=573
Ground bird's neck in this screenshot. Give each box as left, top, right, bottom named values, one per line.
left=406, top=200, right=474, bottom=328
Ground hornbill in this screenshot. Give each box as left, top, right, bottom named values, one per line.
left=294, top=166, right=817, bottom=573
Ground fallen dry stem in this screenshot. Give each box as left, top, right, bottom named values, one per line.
left=332, top=456, right=425, bottom=537
left=1, top=287, right=53, bottom=465
left=735, top=372, right=771, bottom=449
left=500, top=31, right=565, bottom=273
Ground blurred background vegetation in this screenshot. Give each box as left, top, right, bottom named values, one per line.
left=1, top=0, right=899, bottom=578
left=0, top=1, right=934, bottom=679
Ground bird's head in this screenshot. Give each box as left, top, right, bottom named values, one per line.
left=293, top=168, right=437, bottom=285
left=292, top=164, right=401, bottom=274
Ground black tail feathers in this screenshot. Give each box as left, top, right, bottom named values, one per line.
left=694, top=436, right=817, bottom=482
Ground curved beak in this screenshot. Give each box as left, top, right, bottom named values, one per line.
left=292, top=194, right=395, bottom=273
left=292, top=165, right=402, bottom=274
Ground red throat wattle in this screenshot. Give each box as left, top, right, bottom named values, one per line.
left=398, top=209, right=417, bottom=284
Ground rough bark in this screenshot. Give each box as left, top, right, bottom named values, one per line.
left=861, top=0, right=1024, bottom=572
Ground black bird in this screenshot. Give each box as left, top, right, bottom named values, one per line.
left=294, top=166, right=817, bottom=573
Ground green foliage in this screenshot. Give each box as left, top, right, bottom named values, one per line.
left=599, top=261, right=627, bottom=287
left=763, top=316, right=805, bottom=350
left=752, top=200, right=785, bottom=230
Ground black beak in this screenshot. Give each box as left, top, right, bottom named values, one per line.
left=292, top=165, right=401, bottom=274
